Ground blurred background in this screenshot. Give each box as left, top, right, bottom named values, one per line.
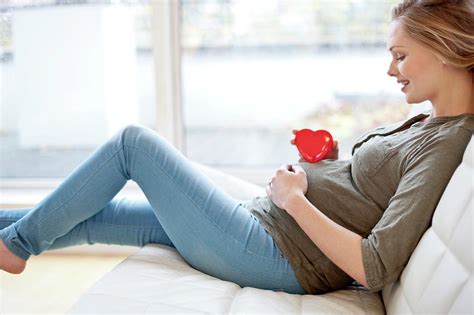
left=0, top=0, right=417, bottom=191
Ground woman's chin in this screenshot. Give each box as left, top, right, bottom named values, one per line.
left=404, top=94, right=425, bottom=105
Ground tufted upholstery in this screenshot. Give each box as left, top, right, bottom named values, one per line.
left=382, top=135, right=473, bottom=314
left=68, top=124, right=473, bottom=314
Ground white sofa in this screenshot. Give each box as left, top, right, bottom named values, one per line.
left=68, top=134, right=473, bottom=314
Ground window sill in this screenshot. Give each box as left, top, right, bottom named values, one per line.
left=0, top=179, right=145, bottom=209
left=0, top=166, right=269, bottom=208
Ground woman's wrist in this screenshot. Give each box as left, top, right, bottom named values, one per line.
left=283, top=192, right=308, bottom=217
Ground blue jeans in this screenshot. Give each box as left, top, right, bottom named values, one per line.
left=0, top=124, right=305, bottom=294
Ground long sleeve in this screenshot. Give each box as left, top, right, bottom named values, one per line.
left=361, top=129, right=471, bottom=291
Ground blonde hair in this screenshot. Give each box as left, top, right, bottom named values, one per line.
left=391, top=0, right=474, bottom=72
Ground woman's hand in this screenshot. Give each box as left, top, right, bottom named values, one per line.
left=266, top=164, right=308, bottom=211
left=290, top=129, right=339, bottom=162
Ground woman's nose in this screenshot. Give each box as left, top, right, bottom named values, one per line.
left=387, top=62, right=397, bottom=77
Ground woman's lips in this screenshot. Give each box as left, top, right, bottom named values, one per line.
left=401, top=82, right=410, bottom=92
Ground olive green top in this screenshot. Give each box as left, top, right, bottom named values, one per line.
left=242, top=111, right=474, bottom=294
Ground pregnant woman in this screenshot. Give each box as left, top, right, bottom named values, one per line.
left=1, top=0, right=473, bottom=294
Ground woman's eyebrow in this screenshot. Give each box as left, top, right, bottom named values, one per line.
left=388, top=45, right=405, bottom=51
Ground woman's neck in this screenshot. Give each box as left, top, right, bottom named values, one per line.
left=430, top=71, right=474, bottom=118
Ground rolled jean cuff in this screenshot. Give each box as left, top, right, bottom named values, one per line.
left=0, top=226, right=31, bottom=261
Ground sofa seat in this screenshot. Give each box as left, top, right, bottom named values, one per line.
left=68, top=244, right=384, bottom=314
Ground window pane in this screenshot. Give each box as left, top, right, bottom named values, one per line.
left=0, top=1, right=156, bottom=178
left=181, top=0, right=409, bottom=168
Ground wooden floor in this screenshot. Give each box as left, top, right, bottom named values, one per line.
left=0, top=252, right=128, bottom=314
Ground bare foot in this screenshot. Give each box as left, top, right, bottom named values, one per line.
left=0, top=239, right=27, bottom=274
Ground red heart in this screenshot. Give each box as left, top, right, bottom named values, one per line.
left=294, top=129, right=333, bottom=163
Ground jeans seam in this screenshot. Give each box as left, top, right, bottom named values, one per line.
left=34, top=147, right=124, bottom=228
left=95, top=221, right=163, bottom=229
left=123, top=143, right=282, bottom=262
left=1, top=215, right=160, bottom=230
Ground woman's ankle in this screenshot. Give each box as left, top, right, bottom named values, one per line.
left=0, top=239, right=27, bottom=274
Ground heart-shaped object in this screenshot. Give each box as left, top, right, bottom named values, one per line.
left=294, top=129, right=333, bottom=163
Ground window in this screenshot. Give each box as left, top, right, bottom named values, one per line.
left=0, top=1, right=156, bottom=179
left=180, top=0, right=407, bottom=172
left=1, top=0, right=414, bottom=202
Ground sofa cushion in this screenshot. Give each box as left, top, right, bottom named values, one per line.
left=382, top=135, right=473, bottom=314
left=68, top=244, right=385, bottom=314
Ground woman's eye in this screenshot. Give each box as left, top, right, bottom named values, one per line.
left=396, top=56, right=406, bottom=61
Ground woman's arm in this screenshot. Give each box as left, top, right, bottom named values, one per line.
left=285, top=193, right=368, bottom=288
left=267, top=163, right=367, bottom=288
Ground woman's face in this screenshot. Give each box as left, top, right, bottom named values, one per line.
left=386, top=20, right=445, bottom=104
